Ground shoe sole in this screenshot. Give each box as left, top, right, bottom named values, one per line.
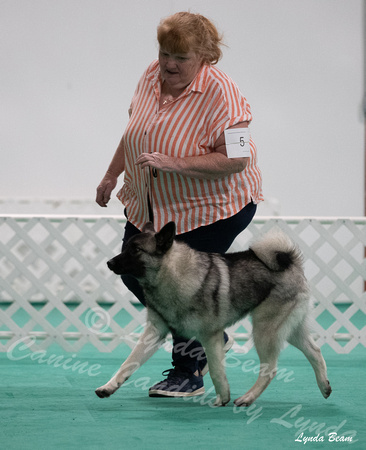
left=200, top=334, right=234, bottom=376
left=149, top=387, right=205, bottom=398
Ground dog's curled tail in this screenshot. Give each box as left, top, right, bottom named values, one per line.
left=250, top=229, right=303, bottom=272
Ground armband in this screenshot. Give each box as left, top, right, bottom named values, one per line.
left=224, top=128, right=251, bottom=159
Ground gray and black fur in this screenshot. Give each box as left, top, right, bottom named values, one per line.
left=96, top=222, right=332, bottom=406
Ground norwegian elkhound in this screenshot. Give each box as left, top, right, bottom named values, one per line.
left=95, top=222, right=332, bottom=406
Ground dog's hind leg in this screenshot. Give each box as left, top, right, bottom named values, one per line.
left=287, top=321, right=332, bottom=399
left=234, top=332, right=280, bottom=407
left=234, top=302, right=290, bottom=407
left=95, top=318, right=167, bottom=398
left=201, top=332, right=231, bottom=406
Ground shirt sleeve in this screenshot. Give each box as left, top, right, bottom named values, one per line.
left=128, top=61, right=158, bottom=118
left=207, top=81, right=253, bottom=148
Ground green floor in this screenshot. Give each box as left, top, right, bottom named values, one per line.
left=1, top=342, right=365, bottom=450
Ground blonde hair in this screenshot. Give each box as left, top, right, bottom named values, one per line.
left=157, top=12, right=224, bottom=65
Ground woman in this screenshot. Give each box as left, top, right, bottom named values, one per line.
left=96, top=12, right=263, bottom=398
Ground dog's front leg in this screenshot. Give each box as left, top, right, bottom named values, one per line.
left=95, top=319, right=167, bottom=398
left=202, top=332, right=230, bottom=406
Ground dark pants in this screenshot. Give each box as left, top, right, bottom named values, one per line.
left=121, top=202, right=257, bottom=374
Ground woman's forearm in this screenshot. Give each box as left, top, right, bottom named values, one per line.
left=175, top=152, right=247, bottom=179
left=96, top=137, right=126, bottom=207
left=107, top=137, right=126, bottom=177
left=135, top=151, right=247, bottom=180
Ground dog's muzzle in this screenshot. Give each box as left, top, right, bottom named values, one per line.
left=107, top=259, right=117, bottom=272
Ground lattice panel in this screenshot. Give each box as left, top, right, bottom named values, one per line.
left=0, top=216, right=146, bottom=353
left=228, top=218, right=366, bottom=354
left=0, top=215, right=365, bottom=354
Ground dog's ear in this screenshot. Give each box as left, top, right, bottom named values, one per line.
left=142, top=221, right=155, bottom=234
left=155, top=222, right=176, bottom=253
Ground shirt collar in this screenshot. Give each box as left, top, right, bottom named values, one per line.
left=188, top=64, right=209, bottom=93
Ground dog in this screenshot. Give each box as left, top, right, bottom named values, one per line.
left=95, top=221, right=332, bottom=406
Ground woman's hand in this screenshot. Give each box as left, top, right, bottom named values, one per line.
left=135, top=152, right=177, bottom=173
left=96, top=172, right=118, bottom=207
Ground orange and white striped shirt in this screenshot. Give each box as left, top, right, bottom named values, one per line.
left=117, top=60, right=263, bottom=234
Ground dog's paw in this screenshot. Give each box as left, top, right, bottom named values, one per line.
left=321, top=380, right=332, bottom=399
left=234, top=393, right=255, bottom=407
left=95, top=382, right=119, bottom=399
left=95, top=387, right=111, bottom=398
left=213, top=394, right=230, bottom=407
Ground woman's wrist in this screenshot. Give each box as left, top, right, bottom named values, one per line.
left=106, top=169, right=120, bottom=178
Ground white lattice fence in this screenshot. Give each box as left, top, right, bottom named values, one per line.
left=0, top=215, right=365, bottom=354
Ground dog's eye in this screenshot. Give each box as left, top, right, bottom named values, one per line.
left=132, top=245, right=143, bottom=254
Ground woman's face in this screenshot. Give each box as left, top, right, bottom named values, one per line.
left=159, top=48, right=203, bottom=93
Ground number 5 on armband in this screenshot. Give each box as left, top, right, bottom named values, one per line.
left=224, top=128, right=251, bottom=159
